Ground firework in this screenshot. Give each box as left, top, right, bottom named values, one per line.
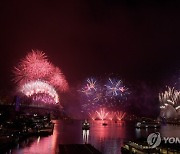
left=105, top=78, right=128, bottom=98
left=159, top=86, right=180, bottom=109
left=79, top=77, right=129, bottom=114
left=80, top=78, right=106, bottom=109
left=86, top=78, right=97, bottom=91
left=159, top=86, right=180, bottom=119
left=32, top=93, right=57, bottom=104
left=49, top=67, right=68, bottom=92
left=105, top=78, right=121, bottom=96
left=93, top=87, right=106, bottom=102
left=13, top=50, right=68, bottom=92
left=80, top=78, right=97, bottom=96
left=20, top=80, right=59, bottom=104
left=13, top=50, right=54, bottom=84
left=96, top=108, right=109, bottom=120
left=115, top=111, right=126, bottom=121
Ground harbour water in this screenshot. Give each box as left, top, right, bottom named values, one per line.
left=11, top=120, right=180, bottom=154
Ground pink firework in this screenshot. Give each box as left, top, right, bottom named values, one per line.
left=49, top=67, right=68, bottom=92
left=14, top=50, right=54, bottom=84
left=96, top=108, right=109, bottom=120
left=115, top=111, right=126, bottom=121
left=86, top=78, right=97, bottom=91
left=20, top=80, right=59, bottom=104
left=13, top=50, right=68, bottom=92
left=32, top=93, right=57, bottom=104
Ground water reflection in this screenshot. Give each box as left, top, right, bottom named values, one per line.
left=12, top=121, right=59, bottom=154
left=89, top=120, right=126, bottom=154
left=11, top=120, right=180, bottom=154
left=82, top=130, right=89, bottom=144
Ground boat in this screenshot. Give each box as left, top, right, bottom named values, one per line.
left=122, top=140, right=180, bottom=153
left=82, top=120, right=90, bottom=130
left=102, top=123, right=108, bottom=126
left=121, top=141, right=161, bottom=153
left=135, top=120, right=160, bottom=128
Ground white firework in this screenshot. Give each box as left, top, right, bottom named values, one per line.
left=20, top=80, right=59, bottom=104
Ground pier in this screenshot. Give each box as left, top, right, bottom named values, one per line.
left=59, top=144, right=102, bottom=154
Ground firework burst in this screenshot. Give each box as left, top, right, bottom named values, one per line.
left=159, top=86, right=180, bottom=109
left=79, top=77, right=129, bottom=114
left=105, top=78, right=128, bottom=100
left=13, top=50, right=54, bottom=84
left=80, top=78, right=97, bottom=96
left=20, top=80, right=59, bottom=104
left=13, top=50, right=68, bottom=92
left=159, top=86, right=180, bottom=119
left=12, top=50, right=70, bottom=107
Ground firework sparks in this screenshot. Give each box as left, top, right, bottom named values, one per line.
left=159, top=86, right=180, bottom=119
left=87, top=78, right=97, bottom=91
left=105, top=78, right=127, bottom=98
left=79, top=77, right=129, bottom=114
left=80, top=78, right=97, bottom=96
left=32, top=93, right=57, bottom=104
left=13, top=50, right=54, bottom=84
left=96, top=108, right=109, bottom=120
left=115, top=111, right=126, bottom=121
left=13, top=50, right=68, bottom=92
left=159, top=86, right=180, bottom=109
left=49, top=67, right=68, bottom=92
left=20, top=80, right=59, bottom=104
left=105, top=78, right=121, bottom=96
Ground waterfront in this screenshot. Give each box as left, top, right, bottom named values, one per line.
left=10, top=120, right=180, bottom=154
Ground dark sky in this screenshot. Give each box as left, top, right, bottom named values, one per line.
left=0, top=0, right=180, bottom=90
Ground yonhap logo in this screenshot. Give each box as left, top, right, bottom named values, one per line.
left=147, top=132, right=161, bottom=148
left=147, top=132, right=180, bottom=148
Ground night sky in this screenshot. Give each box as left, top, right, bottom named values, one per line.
left=0, top=0, right=180, bottom=91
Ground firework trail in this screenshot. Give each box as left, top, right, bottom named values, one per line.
left=105, top=78, right=122, bottom=96
left=86, top=78, right=97, bottom=91
left=96, top=108, right=109, bottom=120
left=115, top=111, right=126, bottom=121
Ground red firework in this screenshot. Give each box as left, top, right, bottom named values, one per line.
left=49, top=67, right=69, bottom=92
left=96, top=108, right=109, bottom=120
left=13, top=50, right=68, bottom=92
left=13, top=50, right=54, bottom=84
